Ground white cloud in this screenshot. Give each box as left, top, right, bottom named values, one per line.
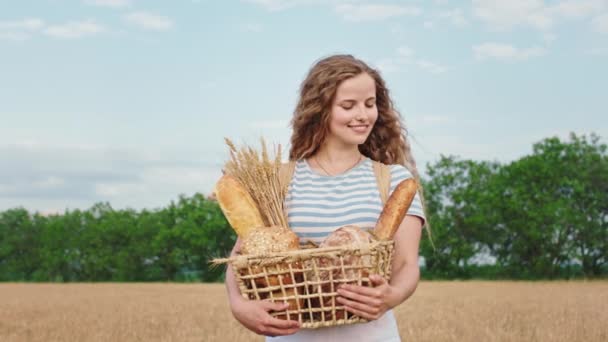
left=416, top=60, right=448, bottom=74
left=243, top=23, right=263, bottom=32
left=592, top=13, right=608, bottom=33
left=200, top=81, right=218, bottom=90
left=550, top=0, right=607, bottom=18
left=335, top=4, right=422, bottom=22
left=35, top=176, right=66, bottom=189
left=376, top=58, right=402, bottom=73
left=243, top=0, right=322, bottom=11
left=437, top=9, right=468, bottom=27
left=423, top=115, right=453, bottom=125
left=377, top=46, right=447, bottom=74
left=0, top=18, right=45, bottom=41
left=251, top=120, right=289, bottom=129
left=423, top=20, right=434, bottom=29
left=473, top=42, right=547, bottom=61
left=586, top=46, right=608, bottom=55
left=0, top=31, right=31, bottom=41
left=85, top=0, right=131, bottom=8
left=0, top=18, right=45, bottom=30
left=0, top=142, right=222, bottom=212
left=473, top=0, right=608, bottom=33
left=472, top=0, right=553, bottom=31
left=245, top=0, right=423, bottom=22
left=397, top=46, right=414, bottom=58
left=124, top=12, right=174, bottom=31
left=542, top=32, right=557, bottom=44
left=95, top=182, right=146, bottom=197
left=43, top=19, right=105, bottom=39
left=390, top=24, right=405, bottom=35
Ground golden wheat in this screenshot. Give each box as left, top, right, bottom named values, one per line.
left=223, top=137, right=288, bottom=228
left=1, top=281, right=607, bottom=342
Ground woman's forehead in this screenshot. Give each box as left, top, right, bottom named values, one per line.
left=335, top=73, right=376, bottom=100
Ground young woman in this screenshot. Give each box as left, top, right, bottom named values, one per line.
left=225, top=54, right=427, bottom=341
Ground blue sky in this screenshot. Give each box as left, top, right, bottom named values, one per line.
left=1, top=0, right=607, bottom=214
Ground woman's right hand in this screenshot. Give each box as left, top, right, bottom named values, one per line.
left=231, top=298, right=301, bottom=337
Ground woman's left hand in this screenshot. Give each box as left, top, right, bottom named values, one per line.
left=336, top=274, right=398, bottom=320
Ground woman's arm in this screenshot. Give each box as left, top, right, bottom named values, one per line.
left=225, top=238, right=245, bottom=305
left=225, top=238, right=301, bottom=337
left=336, top=215, right=423, bottom=319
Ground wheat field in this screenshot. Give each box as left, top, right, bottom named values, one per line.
left=1, top=281, right=606, bottom=342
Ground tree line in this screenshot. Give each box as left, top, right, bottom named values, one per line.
left=0, top=133, right=606, bottom=282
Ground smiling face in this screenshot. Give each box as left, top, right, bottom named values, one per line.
left=325, top=72, right=378, bottom=149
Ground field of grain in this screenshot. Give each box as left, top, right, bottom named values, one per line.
left=1, top=281, right=606, bottom=341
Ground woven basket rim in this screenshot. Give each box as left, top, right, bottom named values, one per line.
left=212, top=239, right=393, bottom=265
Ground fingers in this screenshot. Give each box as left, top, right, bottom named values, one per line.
left=256, top=301, right=300, bottom=336
left=266, top=315, right=300, bottom=330
left=338, top=283, right=382, bottom=298
left=337, top=287, right=382, bottom=307
left=260, top=300, right=290, bottom=312
left=336, top=294, right=381, bottom=317
left=336, top=278, right=388, bottom=321
left=262, top=325, right=300, bottom=337
left=341, top=301, right=380, bottom=321
left=369, top=274, right=387, bottom=286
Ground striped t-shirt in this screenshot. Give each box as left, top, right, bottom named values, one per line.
left=285, top=157, right=426, bottom=246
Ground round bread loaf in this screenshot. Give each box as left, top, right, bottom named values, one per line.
left=315, top=225, right=374, bottom=284
left=319, top=225, right=373, bottom=249
left=313, top=225, right=375, bottom=320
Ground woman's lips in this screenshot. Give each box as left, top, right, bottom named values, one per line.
left=348, top=124, right=369, bottom=133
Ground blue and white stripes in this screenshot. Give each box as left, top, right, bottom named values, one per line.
left=285, top=158, right=426, bottom=245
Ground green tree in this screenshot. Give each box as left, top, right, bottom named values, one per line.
left=492, top=133, right=607, bottom=278
left=421, top=156, right=500, bottom=278
left=0, top=208, right=43, bottom=281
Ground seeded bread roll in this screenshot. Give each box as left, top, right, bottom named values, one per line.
left=239, top=226, right=303, bottom=315
left=214, top=175, right=264, bottom=238
left=373, top=178, right=418, bottom=240
left=241, top=225, right=300, bottom=255
left=241, top=225, right=300, bottom=288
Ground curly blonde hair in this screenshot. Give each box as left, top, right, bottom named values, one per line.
left=289, top=54, right=420, bottom=178
left=289, top=54, right=431, bottom=232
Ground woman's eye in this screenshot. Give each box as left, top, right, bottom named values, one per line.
left=366, top=102, right=376, bottom=108
left=341, top=106, right=353, bottom=110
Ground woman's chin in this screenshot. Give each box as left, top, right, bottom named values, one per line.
left=349, top=137, right=370, bottom=146
left=331, top=132, right=372, bottom=147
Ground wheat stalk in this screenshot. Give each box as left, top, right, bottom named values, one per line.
left=223, top=137, right=288, bottom=228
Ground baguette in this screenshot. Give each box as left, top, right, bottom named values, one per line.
left=214, top=174, right=264, bottom=238
left=373, top=178, right=418, bottom=240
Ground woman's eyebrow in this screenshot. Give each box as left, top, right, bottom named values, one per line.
left=338, top=97, right=375, bottom=103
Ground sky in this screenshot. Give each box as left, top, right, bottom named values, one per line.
left=1, top=0, right=607, bottom=214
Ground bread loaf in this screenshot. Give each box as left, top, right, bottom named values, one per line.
left=214, top=175, right=264, bottom=238
left=241, top=225, right=299, bottom=256
left=317, top=225, right=374, bottom=282
left=373, top=178, right=418, bottom=240
left=312, top=225, right=374, bottom=320
left=239, top=226, right=303, bottom=316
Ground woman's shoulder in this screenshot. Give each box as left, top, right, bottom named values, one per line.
left=371, top=161, right=414, bottom=180
left=392, top=165, right=415, bottom=184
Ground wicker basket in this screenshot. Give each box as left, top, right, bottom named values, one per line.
left=213, top=240, right=394, bottom=329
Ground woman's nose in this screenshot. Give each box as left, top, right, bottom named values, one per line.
left=355, top=105, right=370, bottom=120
